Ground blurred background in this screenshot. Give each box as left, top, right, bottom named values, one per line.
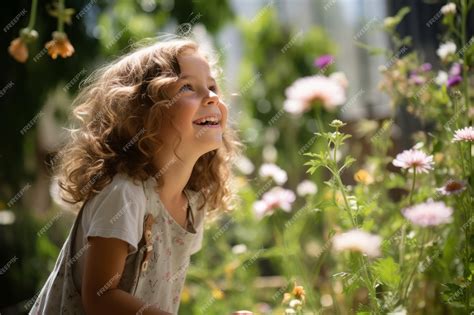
left=0, top=0, right=472, bottom=314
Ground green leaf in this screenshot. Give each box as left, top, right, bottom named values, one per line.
left=340, top=156, right=357, bottom=173
left=394, top=7, right=411, bottom=23
left=441, top=282, right=466, bottom=305
left=372, top=257, right=401, bottom=289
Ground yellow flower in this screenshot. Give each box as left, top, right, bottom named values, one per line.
left=323, top=189, right=344, bottom=206
left=354, top=169, right=374, bottom=185
left=434, top=153, right=444, bottom=164
left=212, top=288, right=224, bottom=300
left=281, top=292, right=292, bottom=304
left=45, top=31, right=75, bottom=59
left=181, top=286, right=191, bottom=303
left=8, top=38, right=28, bottom=63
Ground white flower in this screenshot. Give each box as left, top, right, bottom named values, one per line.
left=348, top=196, right=358, bottom=211
left=333, top=229, right=382, bottom=257
left=296, top=180, right=318, bottom=196
left=285, top=308, right=297, bottom=315
left=234, top=155, right=255, bottom=175
left=436, top=41, right=456, bottom=61
left=402, top=200, right=453, bottom=227
left=441, top=3, right=456, bottom=15
left=283, top=99, right=307, bottom=114
left=392, top=148, right=434, bottom=173
left=259, top=163, right=288, bottom=184
left=452, top=126, right=474, bottom=142
left=283, top=75, right=347, bottom=114
left=329, top=71, right=349, bottom=89
left=434, top=71, right=448, bottom=86
left=253, top=186, right=296, bottom=219
left=289, top=299, right=302, bottom=308
left=0, top=210, right=15, bottom=225
left=387, top=307, right=407, bottom=315
left=231, top=244, right=248, bottom=255
left=263, top=145, right=278, bottom=163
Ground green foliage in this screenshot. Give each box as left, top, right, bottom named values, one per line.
left=372, top=257, right=401, bottom=289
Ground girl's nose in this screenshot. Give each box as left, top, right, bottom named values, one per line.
left=204, top=90, right=219, bottom=106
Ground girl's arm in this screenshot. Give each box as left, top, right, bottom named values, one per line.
left=81, top=236, right=172, bottom=315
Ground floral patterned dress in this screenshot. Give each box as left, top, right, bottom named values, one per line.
left=29, top=176, right=206, bottom=315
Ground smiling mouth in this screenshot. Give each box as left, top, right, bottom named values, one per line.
left=192, top=121, right=220, bottom=126
left=192, top=115, right=222, bottom=126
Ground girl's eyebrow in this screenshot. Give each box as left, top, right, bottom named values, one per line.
left=179, top=74, right=216, bottom=83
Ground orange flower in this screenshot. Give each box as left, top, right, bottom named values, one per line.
left=354, top=169, right=374, bottom=185
left=8, top=37, right=28, bottom=63
left=292, top=284, right=306, bottom=301
left=8, top=28, right=38, bottom=63
left=45, top=31, right=75, bottom=59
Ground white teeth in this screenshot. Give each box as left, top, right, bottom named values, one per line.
left=193, top=116, right=220, bottom=124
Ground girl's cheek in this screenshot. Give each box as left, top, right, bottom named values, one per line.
left=221, top=103, right=229, bottom=121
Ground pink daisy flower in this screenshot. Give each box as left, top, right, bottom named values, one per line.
left=402, top=200, right=453, bottom=227
left=452, top=126, right=474, bottom=142
left=332, top=229, right=382, bottom=257
left=283, top=75, right=346, bottom=114
left=296, top=180, right=318, bottom=196
left=392, top=149, right=434, bottom=173
left=258, top=163, right=288, bottom=185
left=253, top=186, right=296, bottom=219
left=436, top=179, right=467, bottom=196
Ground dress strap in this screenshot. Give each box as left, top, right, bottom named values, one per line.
left=140, top=179, right=156, bottom=272
left=186, top=202, right=196, bottom=233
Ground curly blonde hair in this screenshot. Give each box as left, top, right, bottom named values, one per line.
left=54, top=38, right=243, bottom=214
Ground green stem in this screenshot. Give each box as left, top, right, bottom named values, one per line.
left=402, top=229, right=429, bottom=303
left=58, top=0, right=65, bottom=33
left=464, top=213, right=470, bottom=310
left=315, top=106, right=325, bottom=133
left=461, top=0, right=471, bottom=124
left=335, top=174, right=356, bottom=227
left=275, top=214, right=318, bottom=311
left=469, top=143, right=473, bottom=191
left=27, top=0, right=38, bottom=29
left=359, top=255, right=379, bottom=313
left=457, top=141, right=468, bottom=178
left=399, top=168, right=416, bottom=300
left=398, top=223, right=406, bottom=283
left=330, top=137, right=377, bottom=312
left=409, top=167, right=416, bottom=205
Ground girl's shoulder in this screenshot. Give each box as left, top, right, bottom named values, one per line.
left=94, top=173, right=146, bottom=201
left=80, top=173, right=149, bottom=253
left=83, top=173, right=147, bottom=220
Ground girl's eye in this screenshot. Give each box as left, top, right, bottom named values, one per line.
left=179, top=84, right=194, bottom=92
left=209, top=86, right=218, bottom=92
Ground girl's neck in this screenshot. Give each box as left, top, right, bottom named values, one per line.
left=152, top=153, right=198, bottom=202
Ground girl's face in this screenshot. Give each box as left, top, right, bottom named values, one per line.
left=159, top=49, right=228, bottom=158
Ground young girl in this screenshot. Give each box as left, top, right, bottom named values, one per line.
left=30, top=38, right=242, bottom=315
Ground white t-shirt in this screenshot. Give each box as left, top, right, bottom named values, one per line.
left=71, top=173, right=205, bottom=295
